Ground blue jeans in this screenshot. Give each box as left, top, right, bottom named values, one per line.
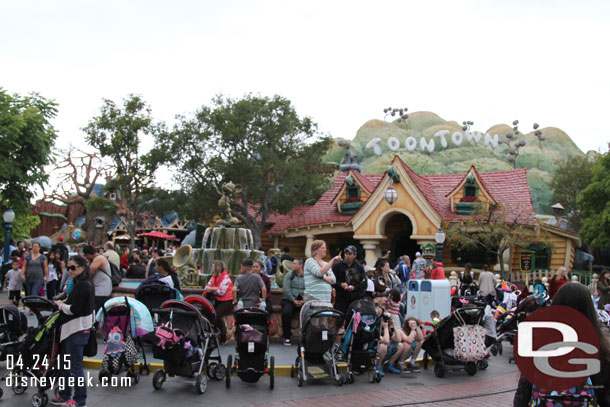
left=59, top=330, right=90, bottom=405
left=27, top=281, right=43, bottom=297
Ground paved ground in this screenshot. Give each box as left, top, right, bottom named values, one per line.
left=0, top=291, right=521, bottom=407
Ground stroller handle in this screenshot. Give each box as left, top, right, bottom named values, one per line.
left=234, top=307, right=269, bottom=318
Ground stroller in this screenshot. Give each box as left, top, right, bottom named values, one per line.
left=226, top=308, right=275, bottom=389
left=338, top=300, right=382, bottom=384
left=291, top=301, right=343, bottom=387
left=23, top=296, right=58, bottom=327
left=136, top=283, right=178, bottom=343
left=1, top=307, right=62, bottom=407
left=151, top=299, right=224, bottom=394
left=422, top=306, right=487, bottom=378
left=495, top=295, right=542, bottom=360
left=182, top=296, right=228, bottom=380
left=96, top=296, right=153, bottom=384
left=0, top=305, right=28, bottom=360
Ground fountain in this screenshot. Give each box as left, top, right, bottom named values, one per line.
left=190, top=181, right=265, bottom=281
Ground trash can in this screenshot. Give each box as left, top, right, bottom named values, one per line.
left=407, top=279, right=451, bottom=322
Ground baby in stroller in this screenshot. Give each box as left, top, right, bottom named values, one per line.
left=292, top=301, right=344, bottom=386
left=226, top=307, right=274, bottom=389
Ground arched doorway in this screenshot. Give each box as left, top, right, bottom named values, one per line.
left=383, top=213, right=419, bottom=265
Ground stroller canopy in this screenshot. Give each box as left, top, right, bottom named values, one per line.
left=183, top=295, right=217, bottom=325
left=96, top=296, right=154, bottom=338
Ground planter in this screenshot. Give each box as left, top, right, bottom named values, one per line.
left=340, top=201, right=363, bottom=215
left=455, top=202, right=482, bottom=215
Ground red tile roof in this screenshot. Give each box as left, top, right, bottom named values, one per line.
left=267, top=157, right=537, bottom=235
left=397, top=159, right=536, bottom=226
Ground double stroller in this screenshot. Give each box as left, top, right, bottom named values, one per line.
left=226, top=308, right=275, bottom=389
left=338, top=299, right=382, bottom=384
left=422, top=306, right=488, bottom=378
left=291, top=301, right=343, bottom=386
left=96, top=297, right=153, bottom=384
left=151, top=298, right=224, bottom=394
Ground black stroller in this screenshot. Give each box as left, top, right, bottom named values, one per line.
left=338, top=300, right=382, bottom=384
left=136, top=283, right=177, bottom=343
left=291, top=301, right=343, bottom=386
left=23, top=296, right=58, bottom=327
left=151, top=299, right=225, bottom=394
left=0, top=305, right=28, bottom=360
left=422, top=306, right=487, bottom=378
left=226, top=308, right=275, bottom=389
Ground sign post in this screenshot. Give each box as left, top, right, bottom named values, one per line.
left=519, top=250, right=535, bottom=287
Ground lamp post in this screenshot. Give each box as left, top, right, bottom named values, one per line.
left=3, top=208, right=15, bottom=265
left=435, top=228, right=446, bottom=262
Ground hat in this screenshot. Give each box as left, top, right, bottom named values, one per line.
left=58, top=236, right=63, bottom=242
left=366, top=279, right=375, bottom=293
left=344, top=245, right=358, bottom=255
left=364, top=265, right=376, bottom=273
left=415, top=251, right=422, bottom=257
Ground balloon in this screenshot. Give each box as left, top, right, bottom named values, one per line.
left=73, top=229, right=81, bottom=240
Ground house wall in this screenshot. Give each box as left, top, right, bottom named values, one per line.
left=510, top=231, right=573, bottom=271
left=449, top=185, right=493, bottom=213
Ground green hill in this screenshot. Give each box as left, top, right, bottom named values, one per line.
left=325, top=112, right=585, bottom=214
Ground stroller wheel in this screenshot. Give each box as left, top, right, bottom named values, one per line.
left=269, top=356, right=275, bottom=390
left=131, top=371, right=140, bottom=384
left=12, top=372, right=27, bottom=394
left=375, top=371, right=382, bottom=383
left=423, top=352, right=429, bottom=369
left=464, top=362, right=477, bottom=376
left=0, top=386, right=3, bottom=399
left=434, top=363, right=447, bottom=378
left=207, top=362, right=218, bottom=379
left=290, top=365, right=295, bottom=378
left=348, top=372, right=355, bottom=384
left=297, top=370, right=304, bottom=387
left=497, top=342, right=503, bottom=355
left=367, top=371, right=376, bottom=383
left=225, top=355, right=232, bottom=389
left=195, top=373, right=208, bottom=395
left=98, top=369, right=111, bottom=384
left=477, top=359, right=489, bottom=370
left=335, top=373, right=342, bottom=387
left=139, top=363, right=150, bottom=376
left=214, top=364, right=226, bottom=381
left=152, top=370, right=165, bottom=390
left=31, top=392, right=48, bottom=407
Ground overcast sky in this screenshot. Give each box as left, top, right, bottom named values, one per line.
left=2, top=1, right=609, bottom=188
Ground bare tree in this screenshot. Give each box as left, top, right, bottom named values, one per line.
left=45, top=145, right=115, bottom=205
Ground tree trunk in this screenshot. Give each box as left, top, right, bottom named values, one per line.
left=252, top=223, right=264, bottom=250
left=83, top=210, right=111, bottom=248
left=125, top=195, right=136, bottom=252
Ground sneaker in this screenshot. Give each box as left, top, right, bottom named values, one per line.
left=397, top=362, right=406, bottom=372
left=408, top=362, right=420, bottom=373
left=386, top=363, right=401, bottom=374
left=64, top=400, right=86, bottom=407
left=375, top=365, right=385, bottom=377
left=284, top=339, right=291, bottom=346
left=50, top=395, right=68, bottom=406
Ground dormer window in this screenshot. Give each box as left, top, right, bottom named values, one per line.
left=463, top=174, right=479, bottom=198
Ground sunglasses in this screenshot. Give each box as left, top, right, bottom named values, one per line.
left=67, top=265, right=79, bottom=271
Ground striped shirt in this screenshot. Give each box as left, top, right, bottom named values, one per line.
left=385, top=299, right=400, bottom=316
left=303, top=258, right=336, bottom=303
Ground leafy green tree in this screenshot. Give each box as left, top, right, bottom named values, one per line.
left=550, top=155, right=597, bottom=231
left=83, top=95, right=159, bottom=251
left=0, top=213, right=40, bottom=242
left=578, top=147, right=610, bottom=248
left=0, top=89, right=58, bottom=214
left=152, top=94, right=333, bottom=248
left=444, top=204, right=537, bottom=280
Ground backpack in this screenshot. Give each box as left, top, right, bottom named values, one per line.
left=154, top=321, right=185, bottom=350
left=103, top=260, right=123, bottom=287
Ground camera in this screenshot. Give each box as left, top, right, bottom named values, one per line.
left=382, top=312, right=390, bottom=323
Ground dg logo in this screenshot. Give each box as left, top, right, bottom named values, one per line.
left=514, top=305, right=600, bottom=391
